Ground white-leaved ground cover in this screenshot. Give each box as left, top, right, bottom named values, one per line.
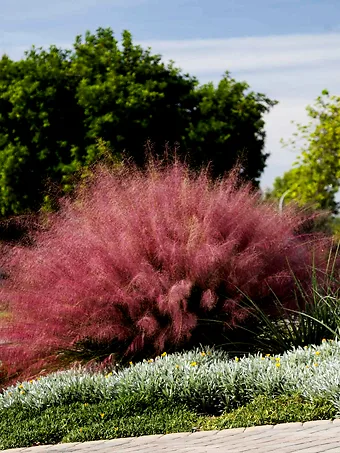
left=1, top=339, right=340, bottom=415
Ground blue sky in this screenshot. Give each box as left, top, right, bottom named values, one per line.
left=1, top=0, right=340, bottom=195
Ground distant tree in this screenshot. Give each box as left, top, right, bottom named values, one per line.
left=269, top=90, right=340, bottom=215
left=183, top=74, right=276, bottom=182
left=0, top=27, right=276, bottom=216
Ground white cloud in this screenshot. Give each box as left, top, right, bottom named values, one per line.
left=261, top=100, right=309, bottom=189
left=140, top=33, right=340, bottom=74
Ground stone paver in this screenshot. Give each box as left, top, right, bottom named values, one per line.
left=2, top=419, right=340, bottom=452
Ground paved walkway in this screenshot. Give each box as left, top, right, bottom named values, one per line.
left=3, top=420, right=340, bottom=453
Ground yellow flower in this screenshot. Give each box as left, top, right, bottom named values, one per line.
left=79, top=428, right=83, bottom=432
left=315, top=351, right=320, bottom=355
left=275, top=363, right=280, bottom=368
left=161, top=352, right=167, bottom=357
left=105, top=372, right=113, bottom=378
left=100, top=413, right=105, bottom=418
left=265, top=354, right=271, bottom=357
left=129, top=361, right=133, bottom=366
left=322, top=338, right=327, bottom=343
left=29, top=380, right=34, bottom=384
left=18, top=384, right=24, bottom=389
left=314, top=363, right=318, bottom=367
left=201, top=352, right=206, bottom=357
left=20, top=390, right=25, bottom=394
left=275, top=357, right=280, bottom=361
left=304, top=346, right=308, bottom=350
left=84, top=403, right=88, bottom=406
left=175, top=364, right=180, bottom=369
left=306, top=365, right=309, bottom=368
left=148, top=359, right=154, bottom=363
left=191, top=361, right=197, bottom=367
left=235, top=357, right=239, bottom=362
left=261, top=357, right=265, bottom=360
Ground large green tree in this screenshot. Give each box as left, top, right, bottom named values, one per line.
left=0, top=28, right=276, bottom=216
left=269, top=90, right=340, bottom=215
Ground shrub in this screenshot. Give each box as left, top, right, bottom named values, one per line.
left=0, top=158, right=335, bottom=386
left=3, top=341, right=340, bottom=413
left=207, top=394, right=336, bottom=430
left=0, top=400, right=199, bottom=449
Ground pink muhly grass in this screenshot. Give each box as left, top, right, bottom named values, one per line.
left=0, top=159, right=335, bottom=386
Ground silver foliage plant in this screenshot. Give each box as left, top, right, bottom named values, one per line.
left=1, top=339, right=340, bottom=416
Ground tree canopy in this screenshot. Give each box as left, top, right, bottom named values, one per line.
left=269, top=90, right=340, bottom=215
left=0, top=27, right=276, bottom=216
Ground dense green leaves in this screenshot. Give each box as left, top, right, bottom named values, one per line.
left=269, top=91, right=340, bottom=215
left=0, top=400, right=199, bottom=449
left=185, top=75, right=275, bottom=181
left=0, top=27, right=275, bottom=216
left=0, top=47, right=84, bottom=215
left=0, top=394, right=335, bottom=449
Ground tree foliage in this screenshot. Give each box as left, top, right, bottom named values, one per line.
left=269, top=90, right=340, bottom=215
left=0, top=28, right=276, bottom=216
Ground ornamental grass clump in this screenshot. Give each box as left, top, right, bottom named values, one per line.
left=231, top=242, right=339, bottom=355
left=0, top=158, right=335, bottom=387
